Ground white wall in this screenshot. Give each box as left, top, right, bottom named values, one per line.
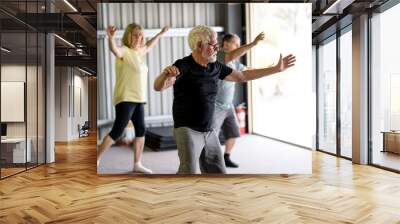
left=55, top=67, right=89, bottom=141
left=1, top=65, right=26, bottom=139
left=1, top=64, right=46, bottom=164
left=1, top=65, right=41, bottom=138
left=55, top=66, right=69, bottom=141
left=72, top=73, right=89, bottom=138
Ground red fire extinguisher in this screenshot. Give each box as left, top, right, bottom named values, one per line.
left=235, top=103, right=246, bottom=135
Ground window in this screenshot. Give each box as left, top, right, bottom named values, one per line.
left=0, top=1, right=47, bottom=179
left=371, top=3, right=400, bottom=171
left=317, top=36, right=337, bottom=154
left=247, top=3, right=314, bottom=148
left=339, top=28, right=352, bottom=158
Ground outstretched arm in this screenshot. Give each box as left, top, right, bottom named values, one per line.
left=224, top=54, right=296, bottom=82
left=224, top=32, right=265, bottom=63
left=154, top=65, right=179, bottom=91
left=145, top=26, right=170, bottom=53
left=107, top=26, right=125, bottom=59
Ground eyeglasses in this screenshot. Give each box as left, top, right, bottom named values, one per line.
left=207, top=42, right=219, bottom=50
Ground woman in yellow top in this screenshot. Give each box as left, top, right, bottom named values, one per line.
left=98, top=23, right=169, bottom=174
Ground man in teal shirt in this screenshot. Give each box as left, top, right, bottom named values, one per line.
left=214, top=32, right=265, bottom=168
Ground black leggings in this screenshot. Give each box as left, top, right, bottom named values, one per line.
left=109, top=102, right=146, bottom=141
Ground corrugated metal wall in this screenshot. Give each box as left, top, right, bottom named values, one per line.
left=97, top=3, right=226, bottom=123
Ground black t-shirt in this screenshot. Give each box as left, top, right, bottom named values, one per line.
left=172, top=54, right=233, bottom=132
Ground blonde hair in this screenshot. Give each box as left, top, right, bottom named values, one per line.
left=188, top=25, right=216, bottom=51
left=122, top=23, right=143, bottom=47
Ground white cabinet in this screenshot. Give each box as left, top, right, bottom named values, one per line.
left=1, top=138, right=32, bottom=163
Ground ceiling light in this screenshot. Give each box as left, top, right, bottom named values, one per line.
left=322, top=0, right=354, bottom=15
left=77, top=67, right=92, bottom=76
left=63, top=0, right=78, bottom=12
left=1, top=47, right=11, bottom=53
left=54, top=34, right=75, bottom=48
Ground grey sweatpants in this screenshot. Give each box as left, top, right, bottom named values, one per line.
left=213, top=106, right=241, bottom=139
left=174, top=127, right=226, bottom=174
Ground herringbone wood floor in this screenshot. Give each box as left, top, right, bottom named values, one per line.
left=1, top=135, right=400, bottom=223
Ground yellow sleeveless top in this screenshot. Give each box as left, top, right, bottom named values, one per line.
left=113, top=46, right=148, bottom=105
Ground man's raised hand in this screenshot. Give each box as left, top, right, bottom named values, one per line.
left=253, top=32, right=266, bottom=45
left=161, top=26, right=170, bottom=34
left=163, top=66, right=180, bottom=77
left=275, top=54, right=296, bottom=72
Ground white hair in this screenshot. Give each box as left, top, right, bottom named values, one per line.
left=188, top=25, right=216, bottom=51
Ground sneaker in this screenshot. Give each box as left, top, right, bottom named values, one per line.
left=224, top=154, right=239, bottom=168
left=133, top=162, right=153, bottom=174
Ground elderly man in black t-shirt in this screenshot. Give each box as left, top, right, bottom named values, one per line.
left=154, top=25, right=295, bottom=174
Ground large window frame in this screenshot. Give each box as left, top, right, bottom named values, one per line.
left=339, top=25, right=353, bottom=159
left=316, top=34, right=337, bottom=156
left=368, top=1, right=400, bottom=173
left=246, top=3, right=314, bottom=149
left=315, top=25, right=353, bottom=160
left=315, top=0, right=400, bottom=174
left=0, top=1, right=47, bottom=180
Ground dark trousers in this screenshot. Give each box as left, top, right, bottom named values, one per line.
left=109, top=102, right=146, bottom=141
